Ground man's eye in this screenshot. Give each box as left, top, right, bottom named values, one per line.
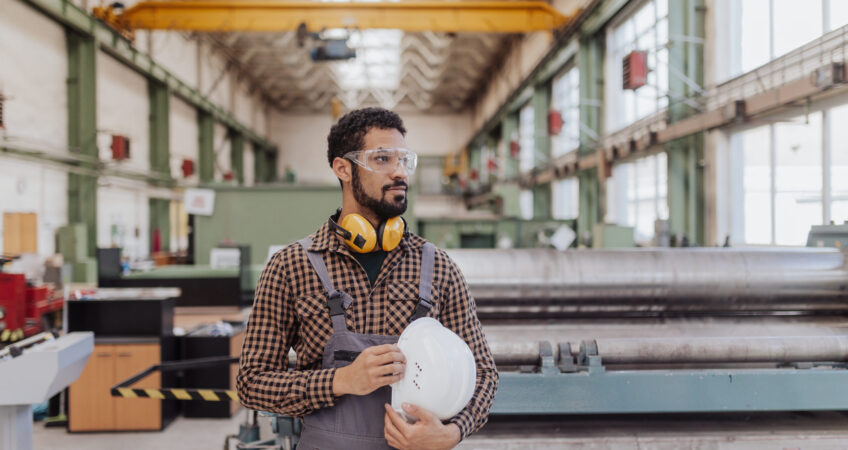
left=375, top=156, right=390, bottom=163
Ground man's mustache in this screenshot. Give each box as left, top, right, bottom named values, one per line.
left=383, top=182, right=408, bottom=193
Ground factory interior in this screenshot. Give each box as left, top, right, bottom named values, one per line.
left=3, top=0, right=848, bottom=448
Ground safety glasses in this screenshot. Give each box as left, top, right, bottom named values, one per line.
left=343, top=148, right=418, bottom=174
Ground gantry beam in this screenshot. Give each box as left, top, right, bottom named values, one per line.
left=95, top=1, right=573, bottom=34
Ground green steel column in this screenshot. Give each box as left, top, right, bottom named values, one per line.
left=266, top=147, right=278, bottom=182
left=253, top=145, right=266, bottom=184
left=230, top=131, right=245, bottom=184
left=578, top=37, right=603, bottom=156
left=578, top=168, right=600, bottom=245
left=148, top=198, right=170, bottom=253
left=148, top=80, right=170, bottom=184
left=532, top=83, right=552, bottom=217
left=533, top=183, right=551, bottom=219
left=667, top=0, right=706, bottom=243
left=532, top=83, right=551, bottom=167
left=198, top=111, right=214, bottom=183
left=66, top=30, right=98, bottom=257
left=501, top=113, right=519, bottom=180
left=577, top=37, right=604, bottom=239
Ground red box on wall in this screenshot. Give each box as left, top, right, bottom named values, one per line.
left=622, top=50, right=648, bottom=90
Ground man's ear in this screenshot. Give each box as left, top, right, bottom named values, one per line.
left=332, top=157, right=353, bottom=183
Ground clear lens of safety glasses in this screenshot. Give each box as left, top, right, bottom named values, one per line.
left=344, top=148, right=418, bottom=173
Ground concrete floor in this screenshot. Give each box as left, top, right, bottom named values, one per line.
left=31, top=409, right=848, bottom=449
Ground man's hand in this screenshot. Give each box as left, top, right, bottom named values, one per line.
left=383, top=403, right=462, bottom=450
left=333, top=344, right=406, bottom=396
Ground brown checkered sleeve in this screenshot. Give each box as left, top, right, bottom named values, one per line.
left=437, top=250, right=499, bottom=440
left=237, top=251, right=337, bottom=416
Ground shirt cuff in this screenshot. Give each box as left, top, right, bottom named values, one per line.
left=448, top=412, right=472, bottom=441
left=305, top=368, right=337, bottom=409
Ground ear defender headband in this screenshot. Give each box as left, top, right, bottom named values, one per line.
left=329, top=213, right=407, bottom=253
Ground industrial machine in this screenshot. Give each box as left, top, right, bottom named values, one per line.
left=0, top=331, right=93, bottom=450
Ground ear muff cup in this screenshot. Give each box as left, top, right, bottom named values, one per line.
left=338, top=214, right=377, bottom=253
left=331, top=213, right=407, bottom=253
left=379, top=216, right=406, bottom=252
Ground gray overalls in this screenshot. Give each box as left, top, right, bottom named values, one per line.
left=296, top=238, right=436, bottom=450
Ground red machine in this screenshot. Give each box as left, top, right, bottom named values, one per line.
left=0, top=273, right=64, bottom=343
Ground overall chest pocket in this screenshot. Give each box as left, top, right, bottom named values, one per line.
left=382, top=281, right=441, bottom=333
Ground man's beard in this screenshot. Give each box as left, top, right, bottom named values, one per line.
left=351, top=166, right=408, bottom=220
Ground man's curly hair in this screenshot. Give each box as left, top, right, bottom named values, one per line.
left=327, top=107, right=407, bottom=167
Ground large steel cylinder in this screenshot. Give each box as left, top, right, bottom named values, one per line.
left=583, top=335, right=848, bottom=364
left=447, top=248, right=848, bottom=309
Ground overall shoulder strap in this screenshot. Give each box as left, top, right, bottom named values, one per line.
left=409, top=242, right=436, bottom=322
left=298, top=238, right=350, bottom=332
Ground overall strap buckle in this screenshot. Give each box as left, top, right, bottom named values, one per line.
left=327, top=291, right=346, bottom=316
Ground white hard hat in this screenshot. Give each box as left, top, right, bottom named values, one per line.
left=391, top=317, right=476, bottom=421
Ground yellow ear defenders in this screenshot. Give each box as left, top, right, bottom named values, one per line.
left=329, top=213, right=407, bottom=253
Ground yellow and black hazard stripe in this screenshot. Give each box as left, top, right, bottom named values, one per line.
left=111, top=387, right=239, bottom=402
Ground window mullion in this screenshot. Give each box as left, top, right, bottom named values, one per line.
left=769, top=124, right=777, bottom=245
left=823, top=108, right=832, bottom=224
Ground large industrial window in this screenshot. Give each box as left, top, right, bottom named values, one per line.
left=551, top=65, right=580, bottom=157
left=518, top=102, right=535, bottom=172
left=721, top=0, right=848, bottom=81
left=830, top=104, right=848, bottom=224
left=606, top=152, right=668, bottom=243
left=552, top=178, right=579, bottom=220
left=726, top=105, right=848, bottom=246
left=605, top=0, right=669, bottom=132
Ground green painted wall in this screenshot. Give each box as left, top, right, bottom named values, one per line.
left=193, top=186, right=418, bottom=266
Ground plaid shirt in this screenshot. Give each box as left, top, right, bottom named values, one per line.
left=237, top=221, right=498, bottom=439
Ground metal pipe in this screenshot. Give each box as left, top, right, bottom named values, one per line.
left=488, top=341, right=543, bottom=366
left=448, top=248, right=848, bottom=304
left=586, top=335, right=848, bottom=364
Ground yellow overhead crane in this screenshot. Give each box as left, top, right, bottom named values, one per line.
left=93, top=1, right=574, bottom=35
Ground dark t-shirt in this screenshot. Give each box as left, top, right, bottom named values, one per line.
left=351, top=250, right=387, bottom=287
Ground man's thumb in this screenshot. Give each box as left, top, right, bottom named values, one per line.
left=402, top=403, right=433, bottom=423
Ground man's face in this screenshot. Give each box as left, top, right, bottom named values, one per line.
left=350, top=128, right=409, bottom=220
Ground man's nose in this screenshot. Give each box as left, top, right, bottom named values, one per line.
left=389, top=160, right=409, bottom=179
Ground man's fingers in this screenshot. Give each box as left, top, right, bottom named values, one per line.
left=401, top=402, right=436, bottom=424
left=384, top=410, right=405, bottom=447
left=377, top=361, right=405, bottom=376
left=374, top=351, right=406, bottom=366
left=384, top=403, right=411, bottom=434
left=366, top=344, right=399, bottom=356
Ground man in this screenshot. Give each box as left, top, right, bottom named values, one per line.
left=238, top=107, right=498, bottom=449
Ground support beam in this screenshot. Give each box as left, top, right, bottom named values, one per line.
left=666, top=0, right=705, bottom=244
left=66, top=30, right=98, bottom=258
left=578, top=168, right=600, bottom=246
left=667, top=134, right=705, bottom=244
left=501, top=113, right=519, bottom=180
left=148, top=198, right=171, bottom=253
left=532, top=183, right=551, bottom=219
left=148, top=80, right=171, bottom=183
left=230, top=132, right=245, bottom=185
left=99, top=1, right=572, bottom=34
left=198, top=111, right=214, bottom=183
left=577, top=37, right=603, bottom=157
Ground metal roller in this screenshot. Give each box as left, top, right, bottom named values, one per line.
left=447, top=248, right=848, bottom=314
left=580, top=335, right=848, bottom=364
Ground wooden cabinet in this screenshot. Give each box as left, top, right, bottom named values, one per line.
left=2, top=212, right=37, bottom=255
left=69, top=342, right=162, bottom=432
